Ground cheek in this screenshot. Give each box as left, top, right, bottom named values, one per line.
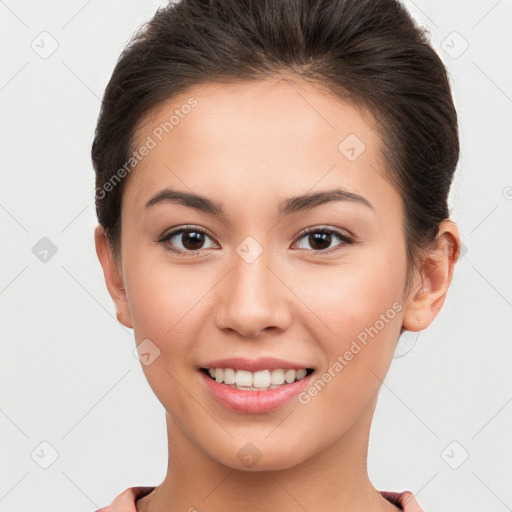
left=124, top=248, right=212, bottom=339
left=292, top=263, right=404, bottom=435
left=292, top=244, right=406, bottom=399
left=124, top=255, right=212, bottom=416
left=295, top=249, right=406, bottom=341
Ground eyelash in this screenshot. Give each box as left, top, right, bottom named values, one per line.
left=158, top=225, right=355, bottom=257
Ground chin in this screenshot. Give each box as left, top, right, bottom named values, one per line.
left=207, top=435, right=314, bottom=472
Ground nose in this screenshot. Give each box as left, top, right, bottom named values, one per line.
left=215, top=246, right=292, bottom=339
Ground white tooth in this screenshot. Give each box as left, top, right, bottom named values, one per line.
left=223, top=368, right=236, bottom=385
left=284, top=369, right=296, bottom=384
left=210, top=367, right=306, bottom=388
left=296, top=369, right=307, bottom=380
left=270, top=368, right=285, bottom=385
left=253, top=370, right=271, bottom=388
left=235, top=369, right=253, bottom=387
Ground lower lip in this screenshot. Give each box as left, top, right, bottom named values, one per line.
left=198, top=370, right=313, bottom=413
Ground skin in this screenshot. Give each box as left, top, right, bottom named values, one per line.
left=95, top=76, right=460, bottom=512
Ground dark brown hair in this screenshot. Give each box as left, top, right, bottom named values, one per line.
left=92, top=0, right=459, bottom=292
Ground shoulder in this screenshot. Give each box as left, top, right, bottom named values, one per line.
left=379, top=490, right=424, bottom=512
left=93, top=486, right=156, bottom=512
left=94, top=486, right=422, bottom=512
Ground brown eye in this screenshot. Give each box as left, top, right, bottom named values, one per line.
left=180, top=230, right=206, bottom=250
left=306, top=231, right=332, bottom=251
left=159, top=226, right=218, bottom=254
left=294, top=227, right=354, bottom=253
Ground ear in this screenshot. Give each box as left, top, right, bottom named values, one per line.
left=94, top=225, right=133, bottom=329
left=402, top=220, right=461, bottom=332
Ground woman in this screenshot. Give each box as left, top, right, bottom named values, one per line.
left=92, top=0, right=461, bottom=510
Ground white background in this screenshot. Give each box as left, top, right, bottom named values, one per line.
left=0, top=1, right=511, bottom=511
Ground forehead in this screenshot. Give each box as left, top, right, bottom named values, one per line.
left=124, top=77, right=394, bottom=216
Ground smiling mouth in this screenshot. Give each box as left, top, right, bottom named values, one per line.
left=200, top=367, right=315, bottom=391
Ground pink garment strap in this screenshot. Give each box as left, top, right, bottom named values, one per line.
left=380, top=490, right=424, bottom=512
left=96, top=486, right=156, bottom=512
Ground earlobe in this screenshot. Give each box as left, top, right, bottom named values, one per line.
left=402, top=220, right=460, bottom=332
left=94, top=225, right=133, bottom=329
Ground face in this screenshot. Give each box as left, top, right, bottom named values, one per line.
left=99, top=77, right=426, bottom=470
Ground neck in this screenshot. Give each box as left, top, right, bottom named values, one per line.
left=137, top=397, right=400, bottom=512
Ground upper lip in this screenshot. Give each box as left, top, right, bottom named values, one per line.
left=199, top=357, right=314, bottom=372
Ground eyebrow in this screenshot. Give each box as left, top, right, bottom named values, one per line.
left=144, top=187, right=374, bottom=217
